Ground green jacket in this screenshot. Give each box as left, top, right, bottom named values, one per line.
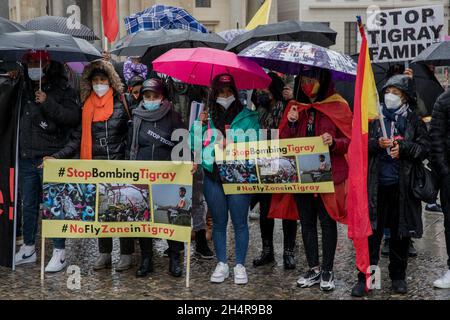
left=190, top=107, right=260, bottom=172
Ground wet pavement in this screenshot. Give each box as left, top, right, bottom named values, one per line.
left=1, top=205, right=449, bottom=300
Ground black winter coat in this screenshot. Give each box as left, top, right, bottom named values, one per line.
left=368, top=110, right=430, bottom=238
left=128, top=103, right=185, bottom=161
left=52, top=95, right=129, bottom=160
left=430, top=89, right=450, bottom=177
left=19, top=78, right=81, bottom=159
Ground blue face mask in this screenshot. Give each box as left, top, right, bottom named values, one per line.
left=143, top=99, right=161, bottom=111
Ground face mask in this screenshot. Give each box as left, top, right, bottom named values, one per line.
left=28, top=68, right=43, bottom=81
left=301, top=82, right=320, bottom=98
left=384, top=93, right=403, bottom=110
left=93, top=84, right=110, bottom=97
left=216, top=96, right=235, bottom=109
left=143, top=99, right=161, bottom=111
left=257, top=93, right=271, bottom=106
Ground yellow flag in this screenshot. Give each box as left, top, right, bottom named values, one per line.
left=246, top=0, right=272, bottom=31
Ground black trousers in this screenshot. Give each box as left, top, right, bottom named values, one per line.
left=258, top=194, right=297, bottom=250
left=365, top=184, right=410, bottom=280
left=98, top=238, right=135, bottom=255
left=138, top=238, right=183, bottom=258
left=295, top=194, right=337, bottom=272
left=439, top=176, right=450, bottom=269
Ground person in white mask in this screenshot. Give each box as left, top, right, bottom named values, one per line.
left=47, top=59, right=135, bottom=272
left=15, top=50, right=81, bottom=272
left=192, top=73, right=260, bottom=285
left=351, top=74, right=430, bottom=297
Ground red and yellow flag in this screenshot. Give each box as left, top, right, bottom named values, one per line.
left=347, top=16, right=379, bottom=285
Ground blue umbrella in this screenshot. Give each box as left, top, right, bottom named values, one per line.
left=239, top=41, right=357, bottom=81
left=124, top=5, right=208, bottom=34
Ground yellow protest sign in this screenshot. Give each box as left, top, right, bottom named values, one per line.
left=214, top=137, right=335, bottom=194
left=41, top=159, right=193, bottom=243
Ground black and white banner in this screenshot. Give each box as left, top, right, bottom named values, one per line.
left=367, top=5, right=444, bottom=63
left=0, top=76, right=20, bottom=268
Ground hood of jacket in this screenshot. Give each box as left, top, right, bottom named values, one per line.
left=80, top=59, right=124, bottom=103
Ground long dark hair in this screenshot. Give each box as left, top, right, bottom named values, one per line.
left=293, top=68, right=335, bottom=104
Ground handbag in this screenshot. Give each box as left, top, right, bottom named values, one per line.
left=411, top=162, right=438, bottom=203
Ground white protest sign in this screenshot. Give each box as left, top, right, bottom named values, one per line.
left=366, top=5, right=444, bottom=63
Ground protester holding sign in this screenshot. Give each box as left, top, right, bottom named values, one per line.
left=351, top=75, right=430, bottom=297
left=48, top=59, right=135, bottom=272
left=279, top=66, right=352, bottom=291
left=14, top=50, right=81, bottom=273
left=191, top=74, right=260, bottom=285
left=128, top=78, right=186, bottom=278
left=252, top=72, right=298, bottom=270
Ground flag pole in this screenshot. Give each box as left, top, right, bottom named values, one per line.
left=357, top=16, right=390, bottom=156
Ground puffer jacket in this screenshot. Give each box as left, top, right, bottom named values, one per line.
left=52, top=59, right=129, bottom=160
left=430, top=89, right=450, bottom=177
left=20, top=74, right=81, bottom=159
left=52, top=96, right=129, bottom=160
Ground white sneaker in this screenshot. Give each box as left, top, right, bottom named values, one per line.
left=234, top=264, right=248, bottom=285
left=433, top=270, right=450, bottom=289
left=45, top=249, right=67, bottom=273
left=15, top=244, right=36, bottom=266
left=210, top=262, right=229, bottom=283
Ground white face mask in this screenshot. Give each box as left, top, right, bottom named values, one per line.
left=216, top=95, right=235, bottom=109
left=93, top=84, right=110, bottom=97
left=384, top=93, right=403, bottom=110
left=28, top=68, right=43, bottom=81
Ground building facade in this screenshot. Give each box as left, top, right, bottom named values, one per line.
left=6, top=0, right=449, bottom=54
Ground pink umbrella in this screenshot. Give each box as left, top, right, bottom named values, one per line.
left=152, top=47, right=271, bottom=90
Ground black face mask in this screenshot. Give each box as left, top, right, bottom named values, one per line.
left=257, top=93, right=271, bottom=107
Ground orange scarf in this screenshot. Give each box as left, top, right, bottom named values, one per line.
left=80, top=88, right=114, bottom=159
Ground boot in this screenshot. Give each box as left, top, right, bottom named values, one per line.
left=283, top=249, right=296, bottom=270
left=136, top=256, right=153, bottom=277
left=169, top=250, right=182, bottom=277
left=351, top=272, right=368, bottom=297
left=195, top=229, right=214, bottom=259
left=253, top=240, right=274, bottom=267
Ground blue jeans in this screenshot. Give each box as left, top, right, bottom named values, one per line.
left=20, top=158, right=65, bottom=249
left=203, top=174, right=251, bottom=265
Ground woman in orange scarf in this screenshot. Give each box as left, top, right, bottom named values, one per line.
left=50, top=59, right=134, bottom=272
left=277, top=66, right=352, bottom=292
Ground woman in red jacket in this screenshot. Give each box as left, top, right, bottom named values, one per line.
left=279, top=66, right=352, bottom=291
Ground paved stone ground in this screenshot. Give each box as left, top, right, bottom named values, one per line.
left=1, top=206, right=449, bottom=300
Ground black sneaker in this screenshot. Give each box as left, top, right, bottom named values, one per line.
left=320, top=271, right=336, bottom=291
left=163, top=247, right=184, bottom=257
left=196, top=244, right=214, bottom=259
left=408, top=240, right=417, bottom=258
left=392, top=279, right=408, bottom=294
left=381, top=239, right=390, bottom=257
left=296, top=268, right=321, bottom=288
left=425, top=203, right=442, bottom=213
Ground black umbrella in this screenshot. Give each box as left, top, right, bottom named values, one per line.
left=0, top=17, right=26, bottom=33
left=225, top=20, right=337, bottom=53
left=335, top=54, right=443, bottom=116
left=23, top=16, right=99, bottom=41
left=111, top=29, right=227, bottom=63
left=411, top=41, right=450, bottom=67
left=0, top=30, right=102, bottom=62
